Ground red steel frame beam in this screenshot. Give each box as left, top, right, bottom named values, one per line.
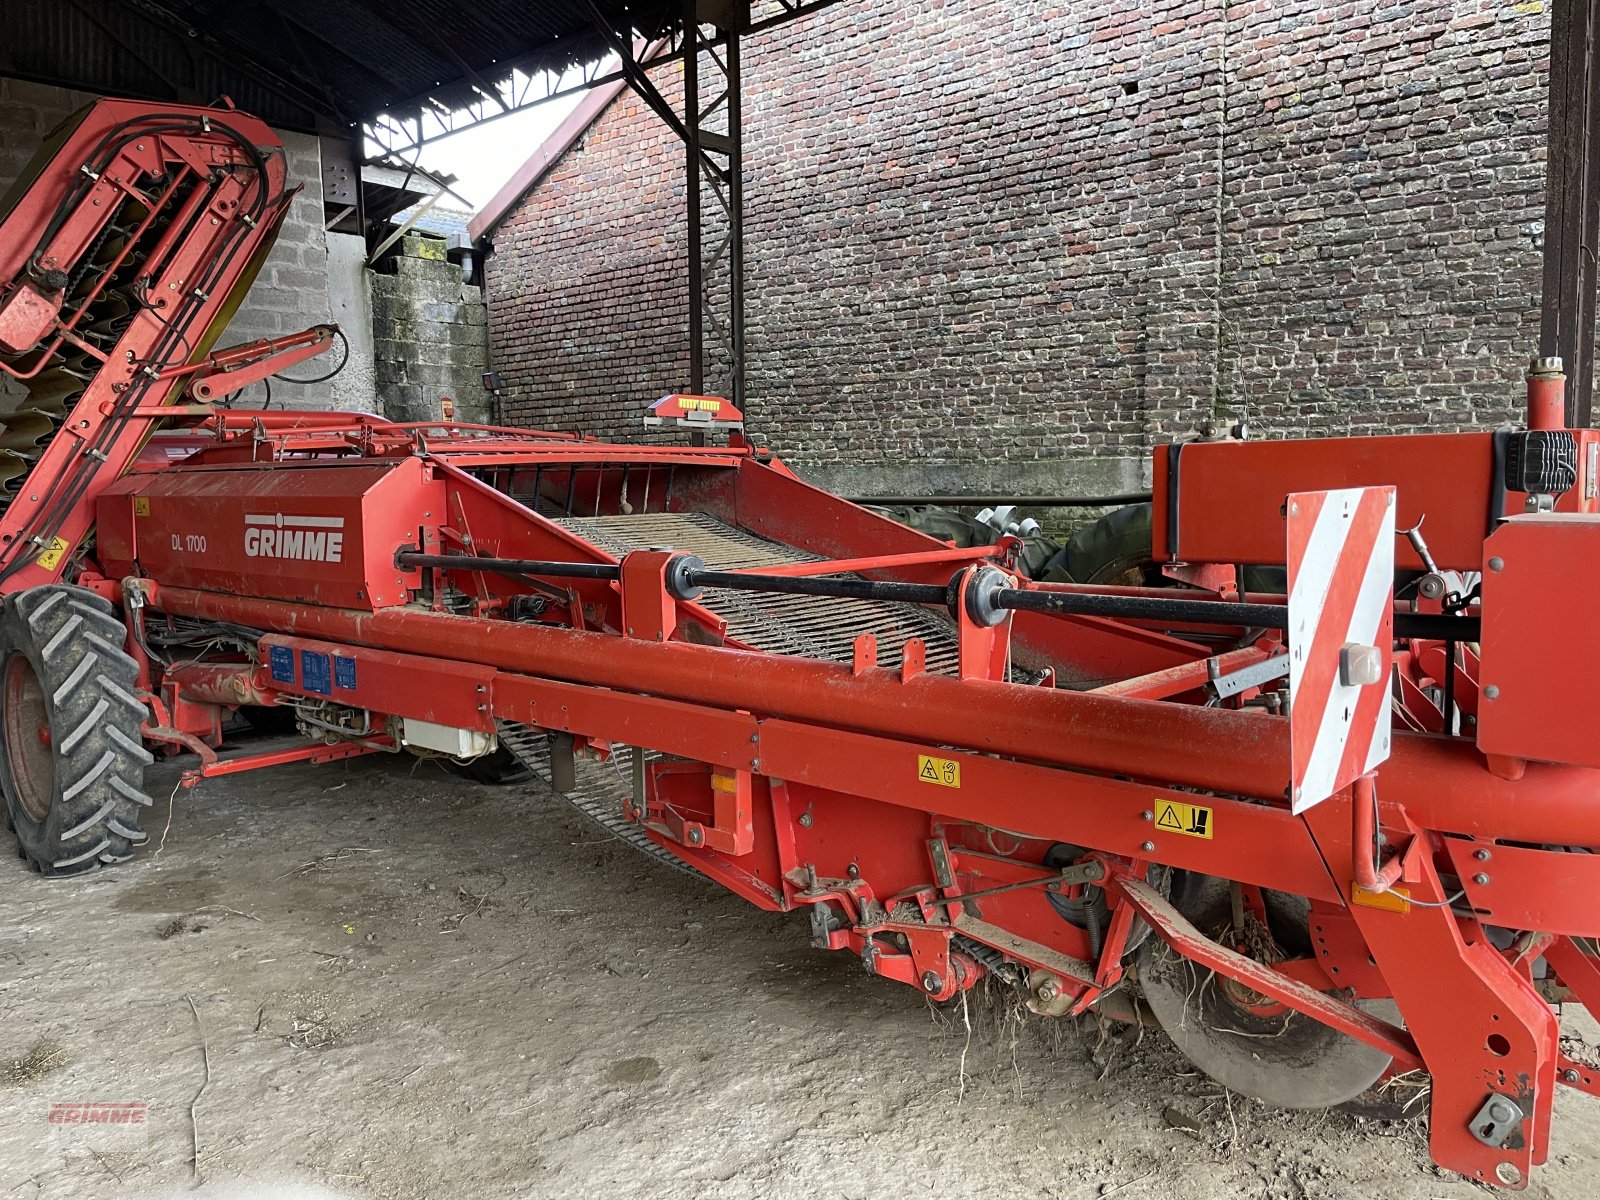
left=138, top=584, right=1600, bottom=889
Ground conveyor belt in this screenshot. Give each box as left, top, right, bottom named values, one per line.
left=505, top=511, right=1005, bottom=882
left=496, top=723, right=704, bottom=879
left=556, top=511, right=965, bottom=674
left=502, top=512, right=990, bottom=875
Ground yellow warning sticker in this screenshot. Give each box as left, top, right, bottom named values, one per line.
left=133, top=497, right=151, bottom=517
left=1154, top=799, right=1213, bottom=840
left=1352, top=884, right=1411, bottom=914
left=34, top=537, right=69, bottom=571
left=917, top=754, right=961, bottom=789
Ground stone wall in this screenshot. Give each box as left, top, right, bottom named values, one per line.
left=482, top=0, right=1552, bottom=497
left=370, top=234, right=493, bottom=423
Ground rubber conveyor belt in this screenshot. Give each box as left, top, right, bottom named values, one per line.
left=502, top=512, right=979, bottom=879
left=555, top=511, right=966, bottom=674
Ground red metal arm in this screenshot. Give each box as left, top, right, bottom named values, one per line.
left=161, top=324, right=340, bottom=401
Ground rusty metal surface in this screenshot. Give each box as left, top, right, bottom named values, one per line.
left=6, top=0, right=842, bottom=154
left=4, top=0, right=675, bottom=132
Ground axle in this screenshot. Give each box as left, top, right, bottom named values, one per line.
left=394, top=549, right=1479, bottom=641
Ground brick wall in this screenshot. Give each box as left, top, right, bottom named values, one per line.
left=486, top=68, right=691, bottom=441
left=0, top=77, right=371, bottom=413
left=483, top=0, right=1552, bottom=497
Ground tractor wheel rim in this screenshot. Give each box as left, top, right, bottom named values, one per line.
left=3, top=655, right=54, bottom=824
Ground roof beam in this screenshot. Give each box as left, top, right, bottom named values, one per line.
left=358, top=0, right=843, bottom=161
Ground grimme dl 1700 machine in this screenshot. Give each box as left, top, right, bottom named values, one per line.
left=2, top=98, right=1598, bottom=1189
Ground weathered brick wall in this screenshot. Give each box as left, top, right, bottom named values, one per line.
left=486, top=69, right=691, bottom=441
left=484, top=0, right=1553, bottom=497
left=0, top=77, right=372, bottom=413
left=1216, top=2, right=1547, bottom=441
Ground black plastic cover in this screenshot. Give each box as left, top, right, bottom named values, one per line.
left=1504, top=430, right=1578, bottom=495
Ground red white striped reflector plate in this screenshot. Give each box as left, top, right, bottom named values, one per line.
left=1286, top=486, right=1395, bottom=813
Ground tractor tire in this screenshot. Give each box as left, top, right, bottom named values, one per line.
left=1064, top=503, right=1287, bottom=593
left=1061, top=503, right=1167, bottom=587
left=0, top=585, right=153, bottom=876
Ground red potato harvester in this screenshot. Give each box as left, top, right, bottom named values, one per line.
left=1, top=98, right=1598, bottom=1191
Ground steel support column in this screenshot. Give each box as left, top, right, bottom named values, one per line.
left=685, top=23, right=704, bottom=397
left=584, top=1, right=749, bottom=427
left=1540, top=0, right=1600, bottom=426
left=683, top=1, right=747, bottom=413
left=572, top=0, right=747, bottom=423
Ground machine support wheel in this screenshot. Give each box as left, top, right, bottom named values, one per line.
left=0, top=585, right=154, bottom=876
left=1136, top=877, right=1398, bottom=1110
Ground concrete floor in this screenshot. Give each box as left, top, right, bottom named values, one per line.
left=0, top=753, right=1595, bottom=1200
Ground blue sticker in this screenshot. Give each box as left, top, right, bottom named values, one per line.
left=268, top=645, right=295, bottom=685
left=300, top=650, right=332, bottom=696
left=333, top=655, right=357, bottom=691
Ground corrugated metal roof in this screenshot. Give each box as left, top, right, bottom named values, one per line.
left=3, top=0, right=682, bottom=134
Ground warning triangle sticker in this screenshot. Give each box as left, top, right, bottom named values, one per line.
left=919, top=760, right=941, bottom=783
left=1155, top=804, right=1184, bottom=832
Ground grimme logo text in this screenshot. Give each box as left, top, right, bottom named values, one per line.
left=244, top=513, right=345, bottom=563
left=48, top=1101, right=148, bottom=1126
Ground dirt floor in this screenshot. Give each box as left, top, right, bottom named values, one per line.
left=0, top=753, right=1595, bottom=1200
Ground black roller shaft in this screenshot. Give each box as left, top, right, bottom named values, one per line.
left=398, top=552, right=621, bottom=581
left=998, top=588, right=1283, bottom=627
left=399, top=551, right=1480, bottom=641
left=398, top=551, right=947, bottom=604
left=688, top=568, right=946, bottom=606
left=997, top=587, right=1478, bottom=642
